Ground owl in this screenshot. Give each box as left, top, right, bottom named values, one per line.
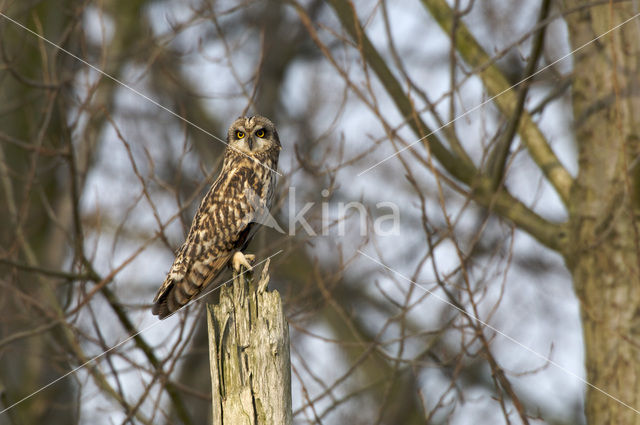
left=152, top=115, right=281, bottom=319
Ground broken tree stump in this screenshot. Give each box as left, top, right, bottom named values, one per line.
left=207, top=259, right=292, bottom=425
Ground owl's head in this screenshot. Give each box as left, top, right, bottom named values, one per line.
left=227, top=115, right=281, bottom=155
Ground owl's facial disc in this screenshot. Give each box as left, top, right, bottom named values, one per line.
left=230, top=128, right=269, bottom=154
left=227, top=116, right=280, bottom=155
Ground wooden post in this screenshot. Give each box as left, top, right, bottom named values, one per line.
left=207, top=259, right=292, bottom=425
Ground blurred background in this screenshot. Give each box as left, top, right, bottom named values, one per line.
left=1, top=0, right=636, bottom=424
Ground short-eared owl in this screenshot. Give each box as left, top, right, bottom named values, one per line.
left=152, top=115, right=281, bottom=319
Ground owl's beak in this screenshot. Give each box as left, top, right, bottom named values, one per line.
left=248, top=137, right=254, bottom=150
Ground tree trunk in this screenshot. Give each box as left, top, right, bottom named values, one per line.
left=0, top=3, right=80, bottom=423
left=564, top=3, right=640, bottom=424
left=207, top=260, right=292, bottom=425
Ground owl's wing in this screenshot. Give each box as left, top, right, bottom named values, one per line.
left=152, top=178, right=257, bottom=319
left=151, top=243, right=233, bottom=319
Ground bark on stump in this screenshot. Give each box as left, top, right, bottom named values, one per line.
left=207, top=259, right=292, bottom=425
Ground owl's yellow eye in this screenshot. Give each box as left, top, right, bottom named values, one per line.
left=236, top=130, right=245, bottom=139
left=255, top=129, right=265, bottom=138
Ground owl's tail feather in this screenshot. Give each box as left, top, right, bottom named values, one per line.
left=152, top=279, right=192, bottom=319
left=151, top=298, right=171, bottom=319
left=152, top=267, right=215, bottom=319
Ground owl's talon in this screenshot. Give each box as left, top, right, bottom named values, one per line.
left=232, top=251, right=254, bottom=272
